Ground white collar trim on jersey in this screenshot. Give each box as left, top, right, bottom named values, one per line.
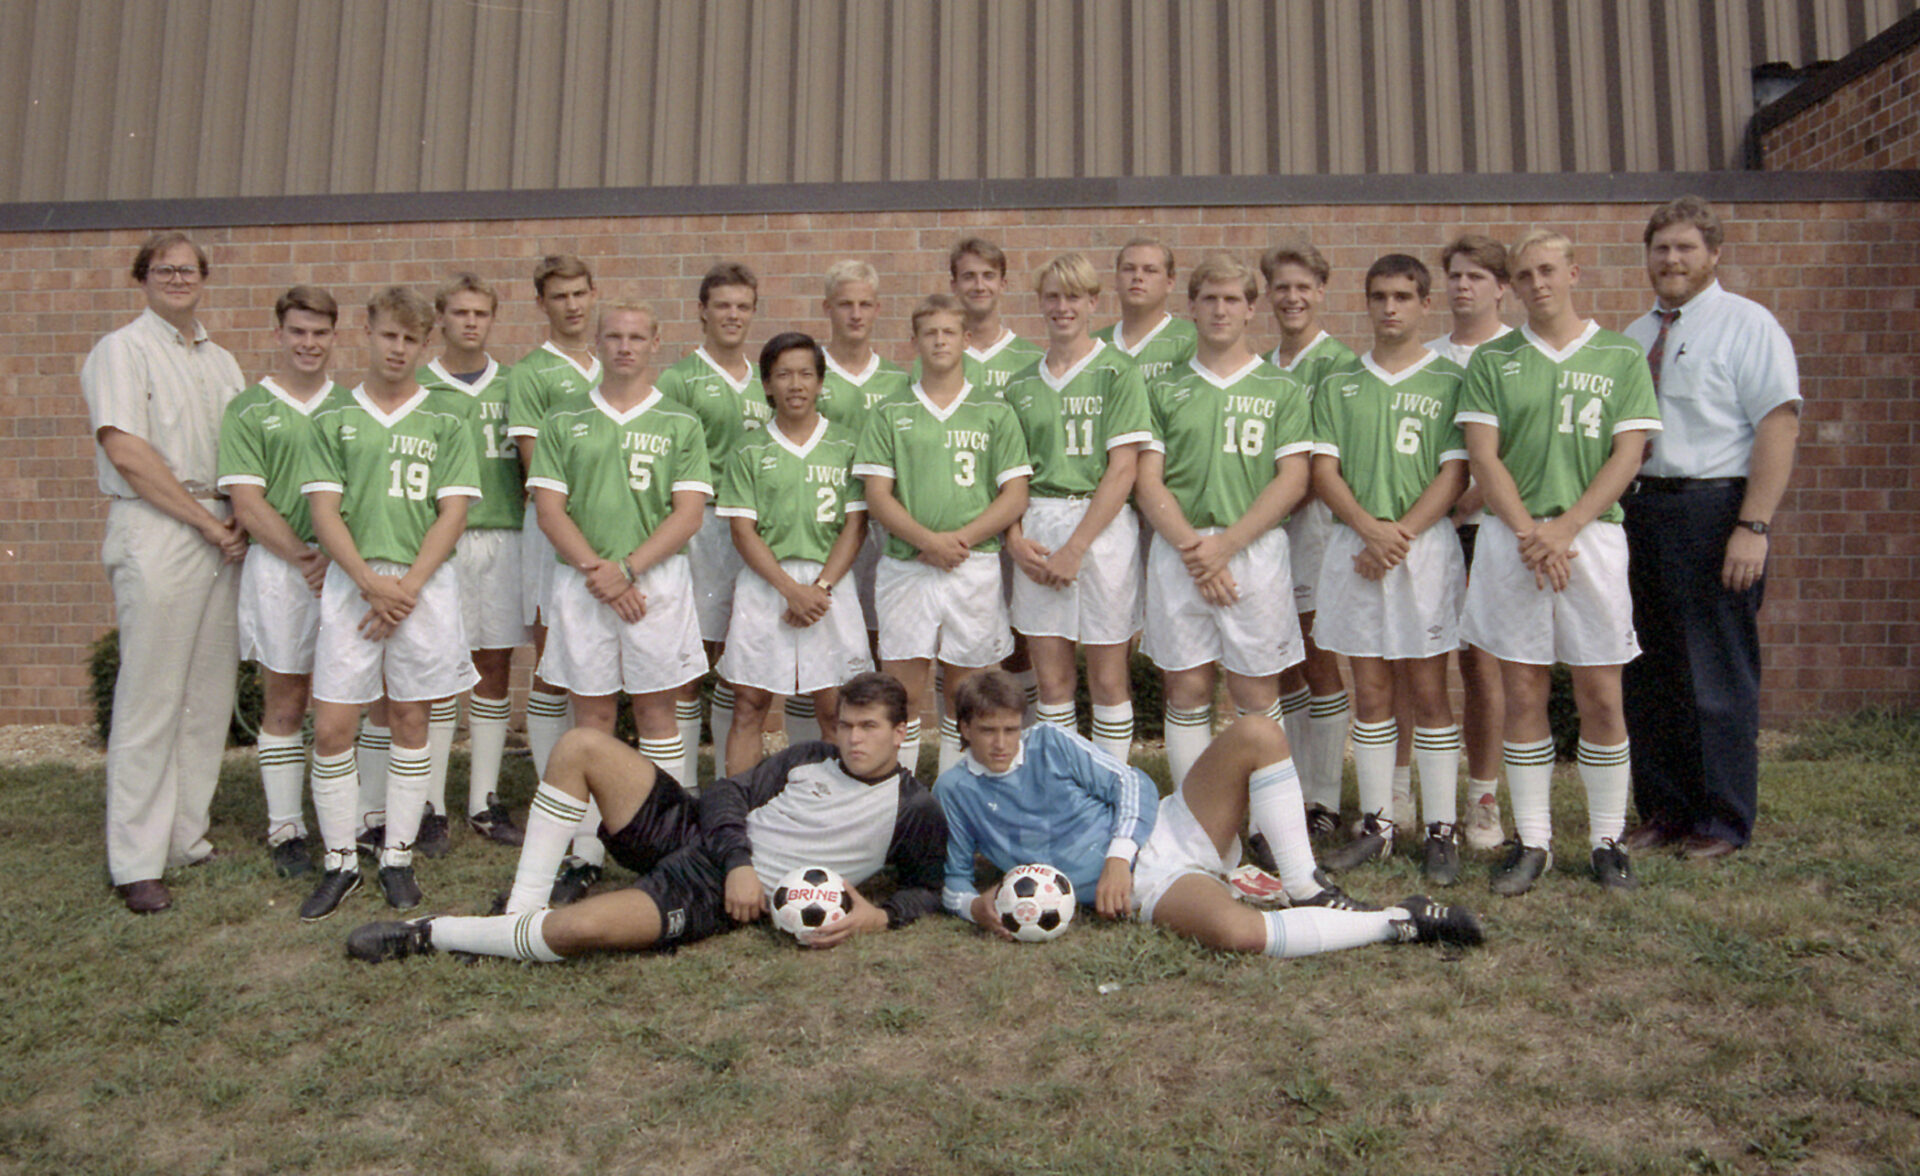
left=540, top=340, right=601, bottom=382
left=592, top=386, right=661, bottom=424
left=695, top=346, right=754, bottom=394
left=1271, top=329, right=1329, bottom=373
left=910, top=380, right=977, bottom=421
left=351, top=383, right=430, bottom=428
left=428, top=354, right=501, bottom=394
left=961, top=740, right=1028, bottom=779
left=1360, top=348, right=1440, bottom=386
left=1112, top=313, right=1173, bottom=355
left=1520, top=319, right=1601, bottom=365
left=965, top=327, right=1018, bottom=362
left=259, top=375, right=332, bottom=415
left=1039, top=338, right=1104, bottom=392
left=1189, top=353, right=1265, bottom=390
left=824, top=350, right=881, bottom=384
left=769, top=414, right=830, bottom=459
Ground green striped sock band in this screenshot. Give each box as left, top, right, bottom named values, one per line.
left=1308, top=692, right=1350, bottom=719
left=430, top=698, right=458, bottom=724
left=1576, top=738, right=1630, bottom=767
left=526, top=692, right=569, bottom=720
left=470, top=695, right=512, bottom=722
left=1352, top=718, right=1398, bottom=748
left=1413, top=725, right=1462, bottom=752
left=1504, top=738, right=1558, bottom=768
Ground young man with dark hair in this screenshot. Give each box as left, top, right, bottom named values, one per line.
left=948, top=237, right=1046, bottom=394
left=344, top=672, right=946, bottom=963
left=299, top=287, right=481, bottom=921
left=218, top=285, right=341, bottom=878
left=939, top=671, right=1482, bottom=955
left=1259, top=242, right=1358, bottom=841
left=1457, top=230, right=1662, bottom=896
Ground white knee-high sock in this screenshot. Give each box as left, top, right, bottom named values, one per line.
left=1090, top=702, right=1134, bottom=764
left=1164, top=705, right=1213, bottom=789
left=355, top=722, right=390, bottom=830
left=1034, top=701, right=1076, bottom=731
left=1246, top=758, right=1323, bottom=900
left=311, top=747, right=359, bottom=863
left=1578, top=738, right=1631, bottom=848
left=1414, top=724, right=1463, bottom=828
left=426, top=697, right=458, bottom=819
left=258, top=731, right=308, bottom=841
left=525, top=690, right=570, bottom=779
left=899, top=720, right=922, bottom=778
left=784, top=694, right=817, bottom=746
left=675, top=699, right=704, bottom=788
left=639, top=733, right=690, bottom=801
left=1262, top=906, right=1396, bottom=957
left=382, top=744, right=432, bottom=867
left=507, top=781, right=589, bottom=914
left=1279, top=686, right=1311, bottom=778
left=709, top=684, right=734, bottom=772
left=1351, top=717, right=1399, bottom=822
left=1015, top=668, right=1039, bottom=725
left=466, top=694, right=512, bottom=816
left=430, top=910, right=563, bottom=962
left=1505, top=738, right=1558, bottom=849
left=938, top=716, right=963, bottom=774
left=1305, top=692, right=1350, bottom=813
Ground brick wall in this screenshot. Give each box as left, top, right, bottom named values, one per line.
left=1762, top=39, right=1919, bottom=169
left=2, top=201, right=1914, bottom=729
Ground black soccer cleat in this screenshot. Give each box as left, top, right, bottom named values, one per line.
left=355, top=823, right=386, bottom=858
left=270, top=835, right=314, bottom=879
left=1290, top=882, right=1380, bottom=912
left=299, top=867, right=362, bottom=923
left=1322, top=813, right=1394, bottom=873
left=467, top=801, right=524, bottom=847
left=1422, top=822, right=1462, bottom=887
left=549, top=858, right=602, bottom=907
left=1591, top=840, right=1638, bottom=891
left=414, top=808, right=451, bottom=859
left=1389, top=894, right=1487, bottom=947
left=1489, top=840, right=1552, bottom=897
left=346, top=917, right=437, bottom=964
left=378, top=864, right=423, bottom=910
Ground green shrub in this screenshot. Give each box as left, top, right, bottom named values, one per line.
left=88, top=629, right=263, bottom=747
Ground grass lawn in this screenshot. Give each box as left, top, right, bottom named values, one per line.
left=2, top=720, right=1917, bottom=1175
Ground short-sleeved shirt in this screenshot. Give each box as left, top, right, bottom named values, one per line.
left=912, top=328, right=1045, bottom=397
left=81, top=308, right=246, bottom=498
left=1004, top=340, right=1153, bottom=498
left=1094, top=313, right=1199, bottom=383
left=216, top=377, right=336, bottom=542
left=1144, top=356, right=1314, bottom=529
left=504, top=342, right=601, bottom=445
left=526, top=388, right=712, bottom=562
left=819, top=351, right=912, bottom=433
left=1623, top=281, right=1801, bottom=479
left=656, top=347, right=771, bottom=477
left=852, top=382, right=1033, bottom=560
left=1425, top=325, right=1514, bottom=369
left=302, top=385, right=482, bottom=565
left=716, top=416, right=866, bottom=564
left=419, top=356, right=522, bottom=530
left=1311, top=351, right=1468, bottom=521
left=1456, top=322, right=1663, bottom=524
left=1270, top=330, right=1358, bottom=401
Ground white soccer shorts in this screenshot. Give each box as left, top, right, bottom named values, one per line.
left=1312, top=523, right=1466, bottom=661
left=1285, top=499, right=1334, bottom=613
left=853, top=524, right=884, bottom=633
left=1459, top=514, right=1641, bottom=667
left=716, top=558, right=874, bottom=694
left=1132, top=789, right=1238, bottom=924
left=237, top=543, right=322, bottom=675
left=688, top=502, right=743, bottom=644
left=519, top=500, right=557, bottom=626
left=874, top=551, right=1013, bottom=667
left=457, top=527, right=529, bottom=651
left=1009, top=496, right=1142, bottom=645
left=1141, top=527, right=1304, bottom=678
left=313, top=560, right=479, bottom=705
left=538, top=555, right=707, bottom=697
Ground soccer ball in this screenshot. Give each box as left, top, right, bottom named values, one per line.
left=993, top=863, right=1076, bottom=943
left=771, top=865, right=855, bottom=945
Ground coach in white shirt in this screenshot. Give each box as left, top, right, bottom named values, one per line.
left=1620, top=198, right=1801, bottom=862
left=82, top=232, right=248, bottom=913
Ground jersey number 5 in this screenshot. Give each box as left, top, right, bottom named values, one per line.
left=628, top=452, right=655, bottom=491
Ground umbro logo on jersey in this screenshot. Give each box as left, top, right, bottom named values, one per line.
left=570, top=422, right=592, bottom=438
left=1501, top=361, right=1524, bottom=377
left=760, top=454, right=779, bottom=470
left=339, top=424, right=357, bottom=441
left=1340, top=382, right=1362, bottom=397
left=894, top=417, right=914, bottom=430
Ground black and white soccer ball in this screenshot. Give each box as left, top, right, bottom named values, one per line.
left=771, top=865, right=855, bottom=945
left=993, top=863, right=1076, bottom=943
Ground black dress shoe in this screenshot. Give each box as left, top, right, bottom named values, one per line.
left=1678, top=835, right=1739, bottom=861
left=1621, top=822, right=1680, bottom=853
left=117, top=879, right=173, bottom=913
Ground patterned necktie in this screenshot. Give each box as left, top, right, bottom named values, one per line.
left=1646, top=308, right=1680, bottom=391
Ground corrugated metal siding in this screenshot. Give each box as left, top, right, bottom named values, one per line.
left=4, top=0, right=1913, bottom=204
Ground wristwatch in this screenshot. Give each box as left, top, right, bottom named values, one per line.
left=1734, top=519, right=1770, bottom=536
left=814, top=577, right=834, bottom=592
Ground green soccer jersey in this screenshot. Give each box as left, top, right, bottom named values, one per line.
left=716, top=417, right=865, bottom=565
left=1094, top=314, right=1199, bottom=383
left=1311, top=351, right=1469, bottom=522
left=1146, top=356, right=1314, bottom=530
left=656, top=347, right=772, bottom=475
left=912, top=328, right=1044, bottom=398
left=853, top=383, right=1033, bottom=560
left=1004, top=340, right=1153, bottom=498
left=302, top=385, right=481, bottom=566
left=526, top=389, right=712, bottom=563
left=419, top=356, right=522, bottom=531
left=217, top=377, right=335, bottom=544
left=1456, top=323, right=1662, bottom=524
left=504, top=342, right=602, bottom=445
left=819, top=351, right=912, bottom=432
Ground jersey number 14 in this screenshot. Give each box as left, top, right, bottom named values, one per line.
left=1557, top=394, right=1604, bottom=440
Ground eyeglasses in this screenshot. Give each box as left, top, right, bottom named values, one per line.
left=149, top=265, right=203, bottom=283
